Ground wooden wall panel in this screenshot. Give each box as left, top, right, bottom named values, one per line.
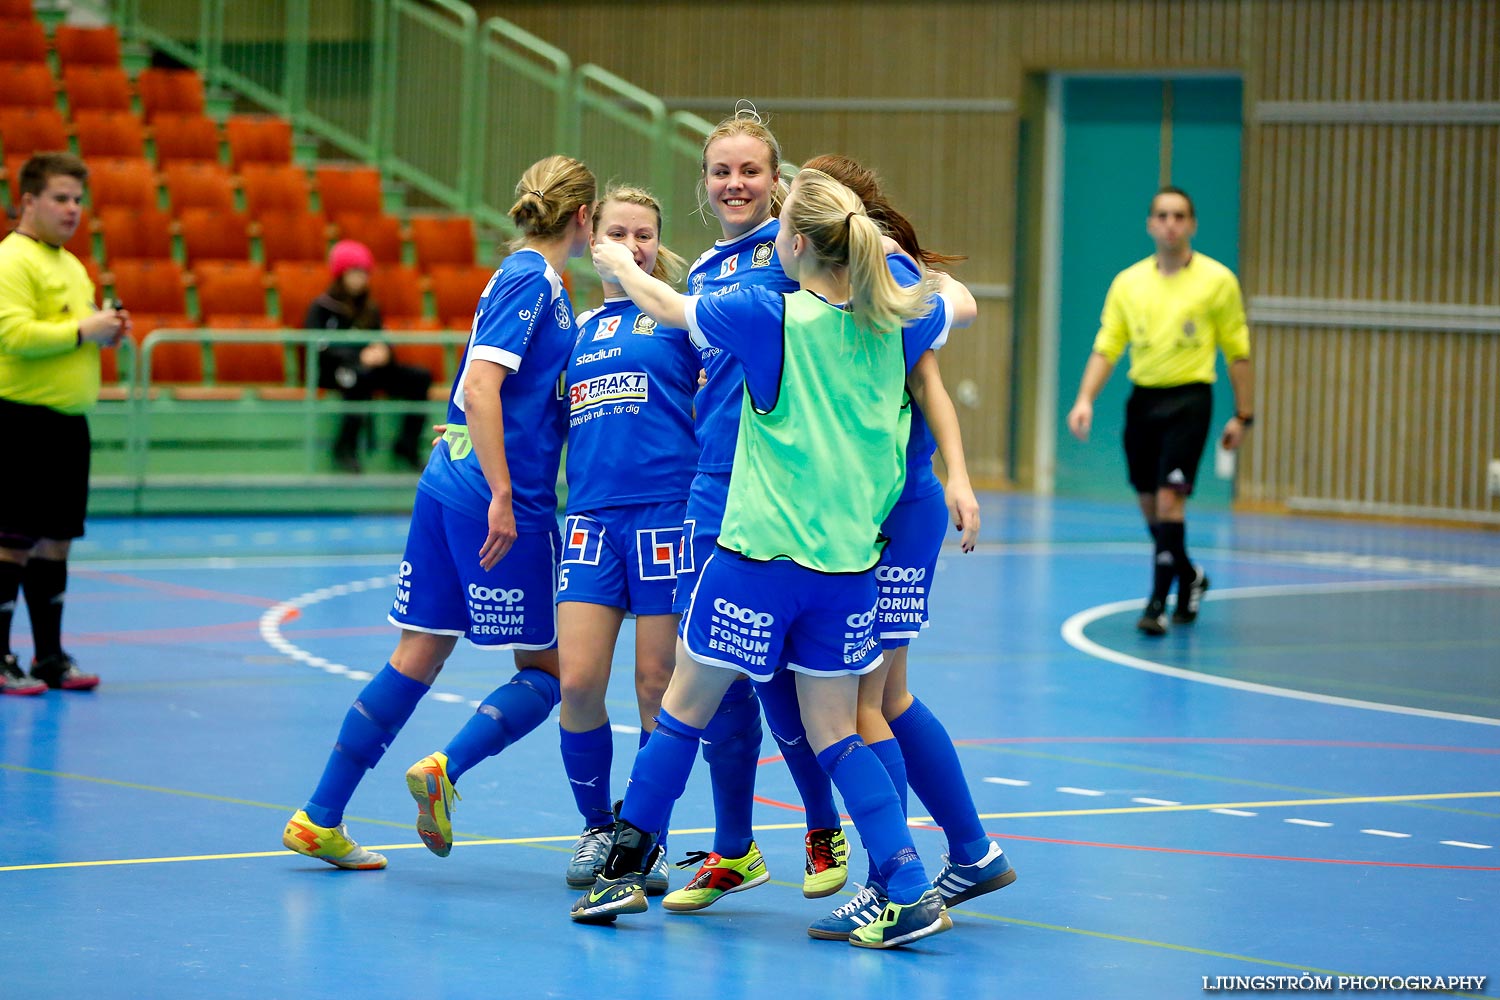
left=1245, top=328, right=1500, bottom=518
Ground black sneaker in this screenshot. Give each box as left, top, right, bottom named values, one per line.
left=1136, top=599, right=1168, bottom=636
left=1173, top=567, right=1210, bottom=624
left=3, top=653, right=47, bottom=696
left=30, top=652, right=100, bottom=691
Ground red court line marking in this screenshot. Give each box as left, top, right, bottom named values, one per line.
left=66, top=620, right=264, bottom=645
left=73, top=570, right=282, bottom=608
left=952, top=737, right=1500, bottom=754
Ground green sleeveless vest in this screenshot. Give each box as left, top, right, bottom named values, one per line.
left=718, top=291, right=910, bottom=573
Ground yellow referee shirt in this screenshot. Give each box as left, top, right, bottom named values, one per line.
left=1091, top=252, right=1249, bottom=388
left=0, top=230, right=101, bottom=414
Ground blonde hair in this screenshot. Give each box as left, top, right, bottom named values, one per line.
left=789, top=168, right=936, bottom=335
left=592, top=184, right=687, bottom=285
left=698, top=103, right=790, bottom=223
left=508, top=155, right=596, bottom=250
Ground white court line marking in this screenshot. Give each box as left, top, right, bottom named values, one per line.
left=258, top=575, right=482, bottom=708
left=1361, top=829, right=1412, bottom=839
left=1285, top=819, right=1333, bottom=828
left=1211, top=808, right=1258, bottom=817
left=1061, top=579, right=1500, bottom=727
left=1441, top=841, right=1492, bottom=849
left=1057, top=786, right=1106, bottom=797
left=986, top=777, right=1031, bottom=786
left=1133, top=797, right=1181, bottom=806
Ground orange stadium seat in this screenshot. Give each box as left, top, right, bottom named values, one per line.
left=0, top=19, right=49, bottom=64
left=334, top=212, right=403, bottom=265
left=427, top=264, right=493, bottom=328
left=314, top=165, right=382, bottom=218
left=150, top=113, right=220, bottom=165
left=73, top=110, right=147, bottom=159
left=409, top=214, right=476, bottom=269
left=0, top=107, right=69, bottom=158
left=136, top=68, right=206, bottom=122
left=97, top=205, right=173, bottom=262
left=240, top=163, right=309, bottom=216
left=224, top=115, right=292, bottom=170
left=0, top=62, right=56, bottom=110
left=177, top=207, right=250, bottom=265
left=258, top=211, right=328, bottom=268
left=379, top=263, right=447, bottom=382
left=53, top=25, right=122, bottom=69
left=61, top=65, right=132, bottom=113
left=86, top=157, right=158, bottom=212
left=108, top=260, right=200, bottom=382
left=272, top=261, right=329, bottom=328
left=0, top=0, right=35, bottom=17
left=195, top=261, right=285, bottom=382
left=162, top=161, right=236, bottom=214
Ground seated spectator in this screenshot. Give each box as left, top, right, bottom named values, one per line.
left=306, top=240, right=433, bottom=472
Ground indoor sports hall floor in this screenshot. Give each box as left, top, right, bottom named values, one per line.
left=2, top=495, right=1496, bottom=999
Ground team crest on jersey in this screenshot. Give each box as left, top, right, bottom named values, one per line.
left=751, top=242, right=774, bottom=267
left=717, top=255, right=739, bottom=279
left=593, top=315, right=620, bottom=341
left=636, top=527, right=683, bottom=581
left=632, top=314, right=657, bottom=336
left=690, top=272, right=706, bottom=294
left=554, top=298, right=572, bottom=329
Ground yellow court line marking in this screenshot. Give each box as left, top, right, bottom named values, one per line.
left=950, top=910, right=1486, bottom=999
left=0, top=821, right=822, bottom=873
left=976, top=789, right=1500, bottom=820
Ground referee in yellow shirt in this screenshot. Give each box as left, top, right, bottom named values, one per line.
left=0, top=152, right=129, bottom=694
left=1066, top=186, right=1253, bottom=635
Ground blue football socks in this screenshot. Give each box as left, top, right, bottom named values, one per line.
left=560, top=722, right=615, bottom=829
left=817, top=736, right=928, bottom=905
left=305, top=664, right=428, bottom=828
left=864, top=737, right=908, bottom=887
left=700, top=679, right=762, bottom=858
left=620, top=709, right=703, bottom=838
left=443, top=667, right=561, bottom=783
left=889, top=696, right=988, bottom=864
left=756, top=669, right=842, bottom=831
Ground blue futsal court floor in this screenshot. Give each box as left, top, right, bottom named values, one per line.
left=1, top=495, right=1496, bottom=999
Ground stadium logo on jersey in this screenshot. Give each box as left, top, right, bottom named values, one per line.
left=563, top=516, right=604, bottom=566
left=574, top=346, right=622, bottom=365
left=637, top=526, right=683, bottom=581
left=632, top=314, right=657, bottom=336
left=554, top=298, right=572, bottom=329
left=717, top=255, right=739, bottom=279
left=751, top=242, right=774, bottom=267
left=569, top=371, right=649, bottom=413
left=690, top=272, right=706, bottom=294
left=593, top=315, right=620, bottom=341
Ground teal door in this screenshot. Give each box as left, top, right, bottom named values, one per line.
left=1052, top=76, right=1242, bottom=504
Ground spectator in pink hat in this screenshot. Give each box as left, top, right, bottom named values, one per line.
left=306, top=239, right=433, bottom=472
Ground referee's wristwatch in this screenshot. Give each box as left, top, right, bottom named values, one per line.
left=1234, top=413, right=1255, bottom=427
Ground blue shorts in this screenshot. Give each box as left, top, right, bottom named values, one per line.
left=876, top=489, right=947, bottom=648
left=388, top=491, right=560, bottom=649
left=680, top=548, right=882, bottom=682
left=671, top=471, right=730, bottom=615
left=558, top=500, right=686, bottom=616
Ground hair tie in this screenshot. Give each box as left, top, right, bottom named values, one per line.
left=845, top=211, right=856, bottom=228
left=531, top=189, right=544, bottom=198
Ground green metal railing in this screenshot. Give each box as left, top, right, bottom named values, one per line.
left=118, top=0, right=722, bottom=242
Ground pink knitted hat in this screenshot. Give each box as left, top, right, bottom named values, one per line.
left=328, top=239, right=374, bottom=278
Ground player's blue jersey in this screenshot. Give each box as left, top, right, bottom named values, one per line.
left=686, top=217, right=798, bottom=474
left=565, top=296, right=699, bottom=511
left=888, top=253, right=947, bottom=502
left=417, top=248, right=573, bottom=532
left=685, top=285, right=954, bottom=403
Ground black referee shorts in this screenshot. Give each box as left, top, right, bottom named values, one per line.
left=1123, top=383, right=1213, bottom=496
left=0, top=397, right=92, bottom=545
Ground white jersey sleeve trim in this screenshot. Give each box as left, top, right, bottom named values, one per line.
left=930, top=294, right=956, bottom=352
left=684, top=296, right=708, bottom=350
left=472, top=344, right=522, bottom=372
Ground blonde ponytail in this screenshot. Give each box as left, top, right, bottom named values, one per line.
left=507, top=155, right=597, bottom=250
